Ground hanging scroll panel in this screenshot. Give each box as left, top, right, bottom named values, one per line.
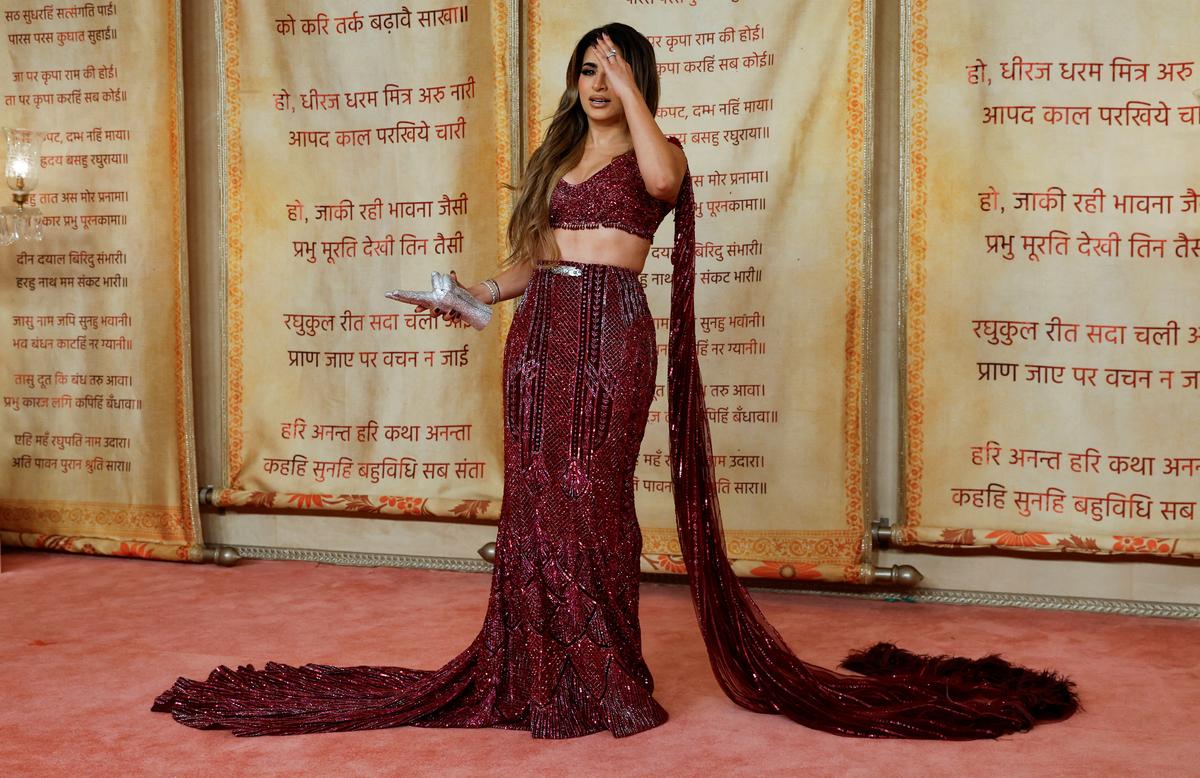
left=528, top=1, right=874, bottom=580
left=220, top=1, right=513, bottom=521
left=900, top=0, right=1200, bottom=558
left=0, top=0, right=200, bottom=561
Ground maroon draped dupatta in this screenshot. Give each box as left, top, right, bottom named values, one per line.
left=664, top=173, right=1077, bottom=739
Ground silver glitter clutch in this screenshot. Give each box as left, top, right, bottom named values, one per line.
left=384, top=271, right=493, bottom=330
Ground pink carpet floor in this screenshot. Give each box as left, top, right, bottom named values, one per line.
left=1, top=548, right=1197, bottom=777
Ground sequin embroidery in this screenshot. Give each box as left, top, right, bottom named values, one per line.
left=549, top=140, right=680, bottom=240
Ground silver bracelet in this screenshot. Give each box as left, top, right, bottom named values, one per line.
left=482, top=278, right=500, bottom=304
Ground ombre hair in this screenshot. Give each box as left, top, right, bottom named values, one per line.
left=504, top=23, right=659, bottom=268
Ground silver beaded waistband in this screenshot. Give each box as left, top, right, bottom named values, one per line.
left=545, top=264, right=582, bottom=277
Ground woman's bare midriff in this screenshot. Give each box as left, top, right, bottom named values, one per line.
left=553, top=227, right=652, bottom=273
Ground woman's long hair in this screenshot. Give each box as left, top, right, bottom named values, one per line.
left=505, top=23, right=660, bottom=268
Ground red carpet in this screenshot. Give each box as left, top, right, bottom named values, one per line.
left=1, top=548, right=1196, bottom=777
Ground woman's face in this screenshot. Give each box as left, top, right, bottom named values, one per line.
left=576, top=42, right=625, bottom=123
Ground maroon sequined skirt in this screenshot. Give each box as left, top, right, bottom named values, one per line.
left=152, top=260, right=669, bottom=738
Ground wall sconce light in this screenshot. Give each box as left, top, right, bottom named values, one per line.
left=1, top=127, right=46, bottom=245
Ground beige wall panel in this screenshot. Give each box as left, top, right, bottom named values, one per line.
left=901, top=0, right=1200, bottom=560
left=219, top=1, right=512, bottom=523
left=0, top=0, right=200, bottom=560
left=528, top=0, right=874, bottom=581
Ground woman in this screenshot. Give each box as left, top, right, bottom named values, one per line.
left=153, top=23, right=1076, bottom=740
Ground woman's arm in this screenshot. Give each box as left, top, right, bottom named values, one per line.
left=462, top=258, right=534, bottom=305
left=594, top=32, right=687, bottom=202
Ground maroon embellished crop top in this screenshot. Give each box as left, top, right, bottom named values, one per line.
left=548, top=137, right=682, bottom=240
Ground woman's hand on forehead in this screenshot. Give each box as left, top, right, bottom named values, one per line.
left=592, top=32, right=636, bottom=98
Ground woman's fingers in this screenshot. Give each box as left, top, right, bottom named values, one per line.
left=419, top=305, right=461, bottom=322
left=595, top=34, right=634, bottom=92
left=601, top=33, right=619, bottom=61
left=589, top=42, right=606, bottom=72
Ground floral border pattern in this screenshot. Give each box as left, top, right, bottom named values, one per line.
left=895, top=525, right=1199, bottom=558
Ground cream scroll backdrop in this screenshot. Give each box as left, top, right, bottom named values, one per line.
left=0, top=0, right=200, bottom=561
left=528, top=1, right=874, bottom=581
left=901, top=0, right=1200, bottom=558
left=221, top=1, right=513, bottom=521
